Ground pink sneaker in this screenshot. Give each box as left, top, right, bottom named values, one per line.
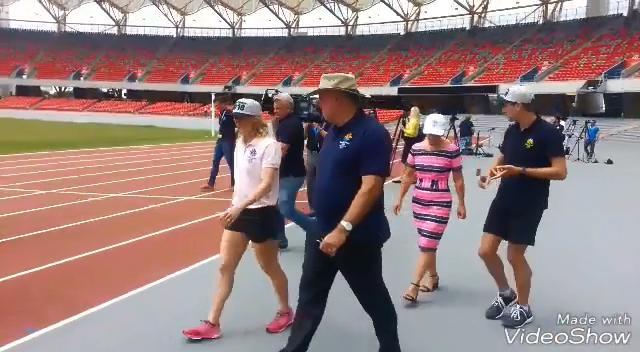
left=182, top=320, right=222, bottom=340
left=266, top=309, right=294, bottom=334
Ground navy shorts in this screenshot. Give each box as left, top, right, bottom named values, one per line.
left=225, top=206, right=283, bottom=243
left=483, top=199, right=545, bottom=246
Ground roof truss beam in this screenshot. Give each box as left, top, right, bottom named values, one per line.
left=37, top=0, right=67, bottom=32
left=319, top=0, right=358, bottom=35
left=204, top=0, right=243, bottom=36
left=260, top=0, right=300, bottom=35
left=152, top=0, right=186, bottom=36
left=380, top=0, right=435, bottom=33
left=95, top=0, right=128, bottom=34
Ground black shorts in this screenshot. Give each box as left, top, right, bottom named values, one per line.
left=483, top=199, right=545, bottom=246
left=225, top=206, right=283, bottom=243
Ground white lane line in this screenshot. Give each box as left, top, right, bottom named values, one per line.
left=0, top=213, right=224, bottom=284
left=2, top=159, right=211, bottom=188
left=0, top=141, right=212, bottom=164
left=0, top=147, right=212, bottom=171
left=0, top=152, right=212, bottom=177
left=0, top=180, right=231, bottom=244
left=0, top=171, right=224, bottom=218
left=0, top=166, right=213, bottom=201
left=0, top=178, right=399, bottom=351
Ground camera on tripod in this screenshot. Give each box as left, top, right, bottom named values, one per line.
left=261, top=88, right=323, bottom=124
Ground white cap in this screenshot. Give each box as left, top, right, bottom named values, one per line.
left=274, top=92, right=294, bottom=107
left=423, top=113, right=447, bottom=136
left=501, top=85, right=534, bottom=104
left=232, top=98, right=262, bottom=118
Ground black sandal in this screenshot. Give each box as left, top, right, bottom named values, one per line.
left=402, top=283, right=420, bottom=303
left=419, top=274, right=439, bottom=292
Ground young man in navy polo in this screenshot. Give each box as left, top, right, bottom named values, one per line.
left=202, top=97, right=235, bottom=191
left=280, top=74, right=400, bottom=352
left=478, top=85, right=567, bottom=329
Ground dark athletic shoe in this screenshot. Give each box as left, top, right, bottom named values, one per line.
left=502, top=304, right=534, bottom=329
left=485, top=292, right=517, bottom=320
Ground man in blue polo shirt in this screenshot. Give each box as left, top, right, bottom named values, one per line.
left=280, top=74, right=400, bottom=352
left=202, top=97, right=235, bottom=191
left=478, top=85, right=567, bottom=329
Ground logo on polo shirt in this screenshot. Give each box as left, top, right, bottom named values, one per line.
left=338, top=133, right=353, bottom=149
left=524, top=138, right=534, bottom=149
left=247, top=147, right=257, bottom=163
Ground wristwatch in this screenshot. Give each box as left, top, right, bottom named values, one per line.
left=339, top=220, right=353, bottom=233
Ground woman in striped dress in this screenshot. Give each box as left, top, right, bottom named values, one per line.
left=393, top=113, right=467, bottom=303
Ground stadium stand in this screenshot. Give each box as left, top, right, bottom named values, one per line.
left=199, top=37, right=285, bottom=85
left=249, top=37, right=335, bottom=86
left=473, top=18, right=603, bottom=83
left=299, top=35, right=395, bottom=87
left=86, top=100, right=150, bottom=114
left=0, top=96, right=44, bottom=109
left=0, top=30, right=42, bottom=77
left=547, top=17, right=640, bottom=81
left=358, top=31, right=459, bottom=86
left=145, top=38, right=212, bottom=83
left=92, top=35, right=168, bottom=81
left=33, top=98, right=97, bottom=111
left=409, top=25, right=534, bottom=86
left=137, top=102, right=207, bottom=116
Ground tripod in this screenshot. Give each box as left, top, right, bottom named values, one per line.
left=445, top=119, right=459, bottom=146
left=567, top=121, right=588, bottom=162
left=390, top=115, right=404, bottom=166
left=473, top=130, right=494, bottom=158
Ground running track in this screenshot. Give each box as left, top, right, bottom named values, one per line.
left=0, top=140, right=405, bottom=346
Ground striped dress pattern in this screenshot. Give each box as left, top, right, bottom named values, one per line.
left=406, top=143, right=462, bottom=251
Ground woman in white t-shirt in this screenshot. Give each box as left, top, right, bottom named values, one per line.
left=183, top=99, right=293, bottom=341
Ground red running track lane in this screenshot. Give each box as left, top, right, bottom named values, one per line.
left=0, top=145, right=213, bottom=173
left=0, top=216, right=223, bottom=346
left=0, top=141, right=213, bottom=164
left=0, top=158, right=212, bottom=187
left=0, top=197, right=230, bottom=277
left=0, top=166, right=227, bottom=215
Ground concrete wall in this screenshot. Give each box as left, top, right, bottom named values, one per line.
left=623, top=93, right=640, bottom=118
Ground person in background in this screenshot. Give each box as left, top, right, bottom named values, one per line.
left=584, top=120, right=600, bottom=160
left=183, top=99, right=293, bottom=341
left=202, top=97, right=235, bottom=191
left=393, top=106, right=423, bottom=183
left=280, top=73, right=400, bottom=352
left=273, top=92, right=317, bottom=249
left=478, top=85, right=567, bottom=329
left=393, top=113, right=466, bottom=303
left=458, top=115, right=474, bottom=151
left=304, top=110, right=327, bottom=216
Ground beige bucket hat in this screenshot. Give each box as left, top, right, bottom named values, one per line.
left=308, top=73, right=370, bottom=98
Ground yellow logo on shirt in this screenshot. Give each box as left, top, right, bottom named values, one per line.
left=524, top=138, right=534, bottom=149
left=339, top=133, right=353, bottom=149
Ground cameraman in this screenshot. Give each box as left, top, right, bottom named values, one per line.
left=273, top=93, right=316, bottom=249
left=304, top=110, right=327, bottom=215
left=459, top=115, right=474, bottom=151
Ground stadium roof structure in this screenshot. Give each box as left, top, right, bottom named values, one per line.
left=2, top=0, right=630, bottom=36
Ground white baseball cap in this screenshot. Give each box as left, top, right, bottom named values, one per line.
left=423, top=113, right=447, bottom=136
left=232, top=98, right=262, bottom=118
left=273, top=92, right=294, bottom=107
left=501, top=85, right=534, bottom=104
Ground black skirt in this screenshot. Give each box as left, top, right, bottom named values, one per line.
left=225, top=205, right=283, bottom=243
